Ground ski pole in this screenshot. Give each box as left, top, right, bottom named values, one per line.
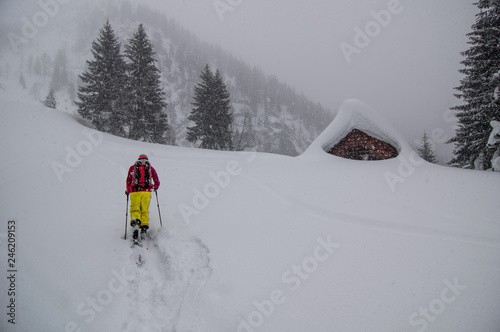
left=124, top=192, right=129, bottom=239
left=154, top=190, right=163, bottom=228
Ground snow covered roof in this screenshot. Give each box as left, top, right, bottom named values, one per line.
left=303, top=99, right=415, bottom=158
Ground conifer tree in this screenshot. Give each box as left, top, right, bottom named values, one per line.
left=43, top=89, right=57, bottom=109
left=30, top=82, right=40, bottom=100
left=33, top=57, right=42, bottom=77
left=187, top=65, right=234, bottom=150
left=233, top=108, right=256, bottom=151
left=18, top=73, right=26, bottom=89
left=448, top=0, right=500, bottom=169
left=124, top=23, right=168, bottom=143
left=50, top=49, right=69, bottom=92
left=40, top=53, right=51, bottom=83
left=417, top=132, right=438, bottom=163
left=187, top=65, right=214, bottom=147
left=76, top=20, right=128, bottom=136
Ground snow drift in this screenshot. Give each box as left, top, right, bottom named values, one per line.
left=0, top=98, right=499, bottom=332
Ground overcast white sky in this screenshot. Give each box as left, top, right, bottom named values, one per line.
left=148, top=0, right=477, bottom=158
left=1, top=0, right=478, bottom=159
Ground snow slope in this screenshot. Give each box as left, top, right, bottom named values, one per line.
left=0, top=98, right=499, bottom=332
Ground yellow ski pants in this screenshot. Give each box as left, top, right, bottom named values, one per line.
left=130, top=191, right=151, bottom=226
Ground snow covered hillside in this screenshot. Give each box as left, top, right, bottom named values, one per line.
left=1, top=98, right=499, bottom=332
left=0, top=0, right=332, bottom=156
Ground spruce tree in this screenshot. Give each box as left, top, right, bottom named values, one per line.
left=233, top=108, right=256, bottom=151
left=18, top=73, right=26, bottom=89
left=40, top=53, right=51, bottom=83
left=124, top=24, right=168, bottom=143
left=417, top=132, right=438, bottom=163
left=448, top=0, right=500, bottom=169
left=187, top=65, right=214, bottom=148
left=212, top=69, right=234, bottom=150
left=30, top=82, right=41, bottom=100
left=43, top=89, right=57, bottom=109
left=50, top=49, right=68, bottom=92
left=76, top=20, right=128, bottom=136
left=187, top=65, right=234, bottom=150
left=33, top=57, right=42, bottom=77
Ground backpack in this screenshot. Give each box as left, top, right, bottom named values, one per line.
left=133, top=160, right=151, bottom=190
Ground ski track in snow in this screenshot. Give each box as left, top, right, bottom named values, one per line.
left=2, top=100, right=500, bottom=331
left=122, top=229, right=212, bottom=332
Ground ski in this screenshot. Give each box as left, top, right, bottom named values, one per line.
left=131, top=224, right=141, bottom=246
left=130, top=226, right=153, bottom=267
left=131, top=241, right=144, bottom=266
left=131, top=239, right=143, bottom=248
left=130, top=223, right=144, bottom=266
left=136, top=250, right=144, bottom=267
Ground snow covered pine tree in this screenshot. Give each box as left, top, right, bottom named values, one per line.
left=76, top=20, right=128, bottom=137
left=43, top=89, right=57, bottom=109
left=448, top=0, right=500, bottom=169
left=124, top=24, right=169, bottom=143
left=417, top=132, right=438, bottom=163
left=187, top=64, right=234, bottom=151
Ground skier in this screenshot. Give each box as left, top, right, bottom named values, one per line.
left=126, top=154, right=160, bottom=241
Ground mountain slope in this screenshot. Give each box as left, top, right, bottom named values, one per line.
left=1, top=0, right=332, bottom=156
left=1, top=98, right=499, bottom=331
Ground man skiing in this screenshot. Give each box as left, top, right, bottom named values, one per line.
left=126, top=154, right=160, bottom=241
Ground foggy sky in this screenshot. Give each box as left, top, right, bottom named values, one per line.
left=149, top=0, right=477, bottom=159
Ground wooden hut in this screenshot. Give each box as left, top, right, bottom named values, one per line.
left=328, top=129, right=398, bottom=161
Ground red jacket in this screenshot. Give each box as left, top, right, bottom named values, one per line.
left=126, top=163, right=160, bottom=194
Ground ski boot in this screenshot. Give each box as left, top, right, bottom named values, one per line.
left=130, top=219, right=141, bottom=245
left=140, top=225, right=149, bottom=240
